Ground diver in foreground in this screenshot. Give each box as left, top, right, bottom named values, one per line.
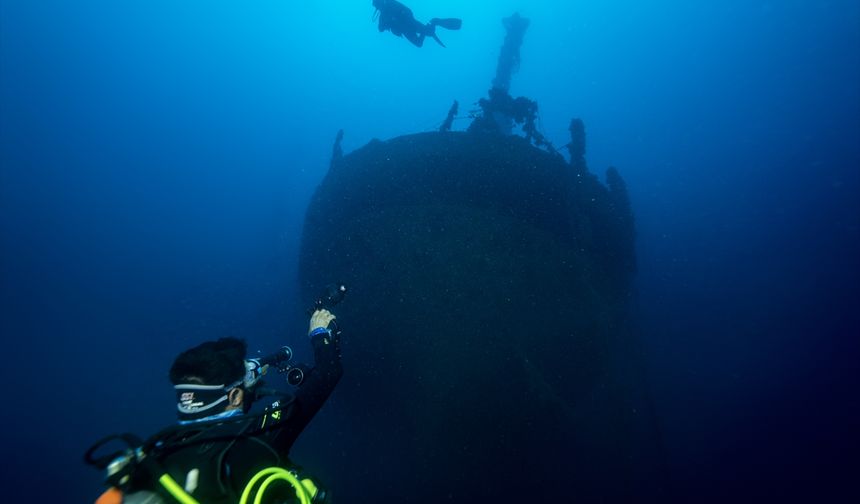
left=86, top=286, right=347, bottom=504
left=372, top=0, right=462, bottom=47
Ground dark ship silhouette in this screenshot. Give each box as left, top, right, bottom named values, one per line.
left=299, top=13, right=662, bottom=503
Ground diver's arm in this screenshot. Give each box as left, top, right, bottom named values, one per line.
left=287, top=308, right=343, bottom=419
left=297, top=328, right=344, bottom=407
left=262, top=311, right=343, bottom=452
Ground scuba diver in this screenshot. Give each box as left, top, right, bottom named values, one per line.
left=372, top=0, right=462, bottom=47
left=86, top=286, right=347, bottom=504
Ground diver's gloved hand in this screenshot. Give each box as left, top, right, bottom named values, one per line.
left=308, top=309, right=337, bottom=339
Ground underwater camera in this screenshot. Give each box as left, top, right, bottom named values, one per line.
left=250, top=346, right=307, bottom=387
left=310, top=283, right=348, bottom=313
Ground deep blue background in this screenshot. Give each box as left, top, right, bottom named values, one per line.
left=1, top=1, right=858, bottom=501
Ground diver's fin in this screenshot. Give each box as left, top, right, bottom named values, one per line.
left=430, top=18, right=462, bottom=31
left=430, top=33, right=447, bottom=48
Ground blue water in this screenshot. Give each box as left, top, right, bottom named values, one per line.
left=1, top=1, right=858, bottom=501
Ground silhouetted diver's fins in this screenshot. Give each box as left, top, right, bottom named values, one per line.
left=427, top=18, right=462, bottom=47
left=430, top=18, right=462, bottom=31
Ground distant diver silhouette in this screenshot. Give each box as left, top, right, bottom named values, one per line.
left=372, top=0, right=462, bottom=47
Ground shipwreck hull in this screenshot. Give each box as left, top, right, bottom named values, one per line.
left=298, top=131, right=659, bottom=502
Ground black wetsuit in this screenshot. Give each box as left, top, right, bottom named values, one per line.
left=375, top=0, right=430, bottom=47
left=134, top=332, right=343, bottom=503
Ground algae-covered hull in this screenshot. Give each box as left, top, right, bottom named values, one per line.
left=298, top=131, right=661, bottom=502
